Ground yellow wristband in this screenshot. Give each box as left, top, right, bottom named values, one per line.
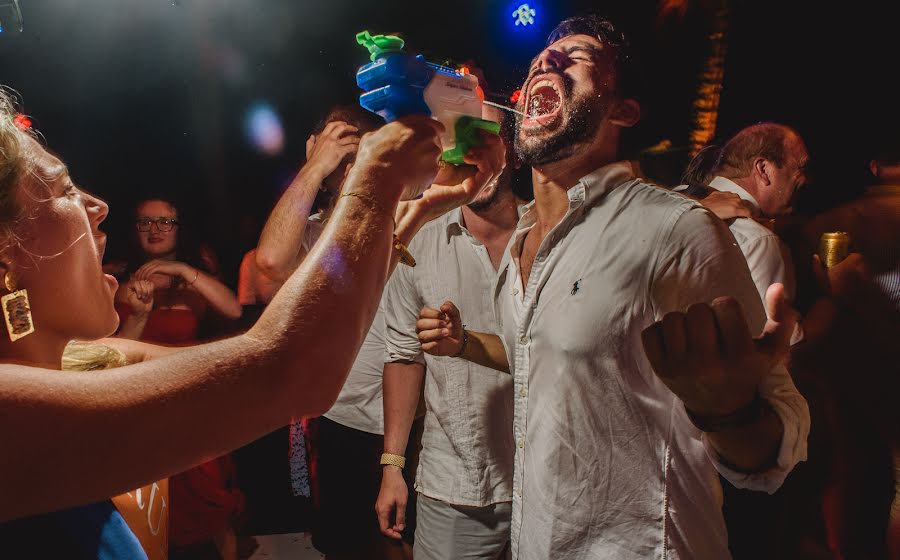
left=380, top=453, right=406, bottom=470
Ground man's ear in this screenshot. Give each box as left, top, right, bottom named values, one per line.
left=609, top=99, right=641, bottom=128
left=753, top=157, right=772, bottom=186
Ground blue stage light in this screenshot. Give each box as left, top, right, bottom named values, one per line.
left=512, top=3, right=537, bottom=27
left=244, top=102, right=285, bottom=156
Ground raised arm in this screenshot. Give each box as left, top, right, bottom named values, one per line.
left=256, top=122, right=361, bottom=283
left=0, top=117, right=443, bottom=522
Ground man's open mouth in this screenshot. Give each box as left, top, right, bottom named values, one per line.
left=522, top=76, right=563, bottom=127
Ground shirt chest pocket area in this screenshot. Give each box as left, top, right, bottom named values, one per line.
left=531, top=268, right=634, bottom=359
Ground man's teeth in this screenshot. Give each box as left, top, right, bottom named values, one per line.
left=529, top=79, right=559, bottom=95
left=525, top=81, right=561, bottom=119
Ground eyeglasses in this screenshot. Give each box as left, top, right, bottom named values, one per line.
left=136, top=217, right=179, bottom=232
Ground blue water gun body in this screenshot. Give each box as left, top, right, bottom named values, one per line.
left=355, top=30, right=500, bottom=165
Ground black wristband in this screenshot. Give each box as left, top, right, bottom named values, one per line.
left=451, top=329, right=469, bottom=358
left=685, top=393, right=770, bottom=433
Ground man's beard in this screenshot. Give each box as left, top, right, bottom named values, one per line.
left=514, top=74, right=605, bottom=166
left=466, top=174, right=507, bottom=211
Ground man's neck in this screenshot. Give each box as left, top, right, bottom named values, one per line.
left=718, top=175, right=767, bottom=216
left=461, top=191, right=520, bottom=244
left=720, top=175, right=757, bottom=197
left=530, top=142, right=619, bottom=231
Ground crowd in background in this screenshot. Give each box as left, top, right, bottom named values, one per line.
left=0, top=11, right=896, bottom=560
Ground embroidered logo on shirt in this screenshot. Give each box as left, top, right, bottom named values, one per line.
left=571, top=279, right=582, bottom=295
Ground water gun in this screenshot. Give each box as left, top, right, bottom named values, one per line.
left=355, top=30, right=500, bottom=165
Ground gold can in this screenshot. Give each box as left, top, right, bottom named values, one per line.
left=818, top=232, right=850, bottom=268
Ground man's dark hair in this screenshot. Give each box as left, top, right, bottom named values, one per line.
left=546, top=15, right=640, bottom=101
left=313, top=105, right=381, bottom=137
left=309, top=105, right=382, bottom=214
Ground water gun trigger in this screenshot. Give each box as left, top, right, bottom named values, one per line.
left=441, top=116, right=502, bottom=166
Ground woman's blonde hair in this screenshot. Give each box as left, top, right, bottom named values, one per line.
left=62, top=341, right=128, bottom=371
left=0, top=88, right=26, bottom=240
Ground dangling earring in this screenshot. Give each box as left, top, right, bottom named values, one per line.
left=2, top=271, right=35, bottom=342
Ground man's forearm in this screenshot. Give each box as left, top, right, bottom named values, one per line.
left=461, top=331, right=510, bottom=374
left=256, top=163, right=328, bottom=282
left=382, top=361, right=426, bottom=456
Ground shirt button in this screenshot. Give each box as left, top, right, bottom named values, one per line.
left=518, top=438, right=525, bottom=449
left=512, top=287, right=519, bottom=296
left=520, top=387, right=527, bottom=398
left=518, top=334, right=527, bottom=344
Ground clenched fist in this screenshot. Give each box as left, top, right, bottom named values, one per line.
left=351, top=116, right=444, bottom=202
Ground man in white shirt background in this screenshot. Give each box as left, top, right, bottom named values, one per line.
left=376, top=104, right=522, bottom=559
left=416, top=14, right=810, bottom=559
left=680, top=123, right=810, bottom=311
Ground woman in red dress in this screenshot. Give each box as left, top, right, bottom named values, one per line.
left=114, top=197, right=244, bottom=559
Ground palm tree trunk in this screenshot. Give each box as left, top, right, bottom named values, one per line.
left=689, top=2, right=729, bottom=157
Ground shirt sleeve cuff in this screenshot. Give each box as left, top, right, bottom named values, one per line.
left=704, top=364, right=810, bottom=494
left=384, top=345, right=426, bottom=366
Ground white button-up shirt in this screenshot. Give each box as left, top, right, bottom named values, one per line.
left=494, top=163, right=810, bottom=559
left=384, top=209, right=515, bottom=507
left=707, top=176, right=797, bottom=304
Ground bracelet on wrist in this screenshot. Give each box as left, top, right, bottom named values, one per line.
left=451, top=329, right=469, bottom=358
left=187, top=268, right=200, bottom=286
left=380, top=453, right=406, bottom=470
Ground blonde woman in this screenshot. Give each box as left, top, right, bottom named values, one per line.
left=0, top=89, right=504, bottom=557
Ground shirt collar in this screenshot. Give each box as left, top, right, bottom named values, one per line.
left=444, top=207, right=466, bottom=242
left=445, top=203, right=528, bottom=243
left=516, top=161, right=636, bottom=231
left=709, top=176, right=761, bottom=212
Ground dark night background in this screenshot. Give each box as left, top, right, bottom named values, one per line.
left=1, top=0, right=898, bottom=289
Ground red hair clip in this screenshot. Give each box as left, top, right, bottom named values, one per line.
left=13, top=114, right=32, bottom=131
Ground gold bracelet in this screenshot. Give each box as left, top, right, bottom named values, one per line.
left=340, top=190, right=387, bottom=215
left=380, top=452, right=406, bottom=470
left=340, top=192, right=416, bottom=268
left=393, top=236, right=416, bottom=267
